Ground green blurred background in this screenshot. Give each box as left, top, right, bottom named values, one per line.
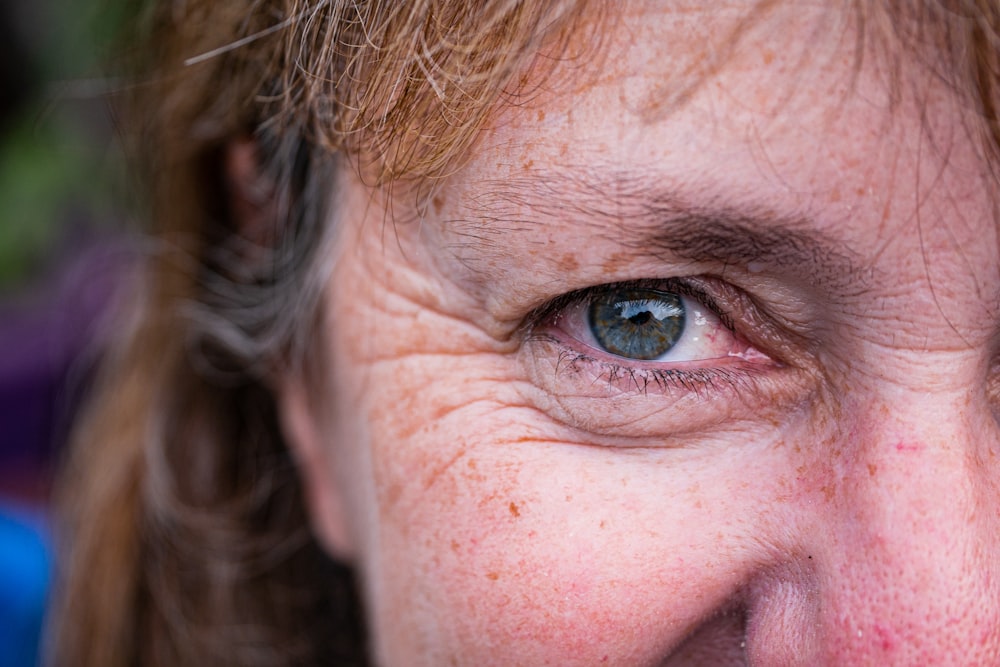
left=0, top=0, right=128, bottom=293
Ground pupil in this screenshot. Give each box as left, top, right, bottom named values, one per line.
left=588, top=288, right=686, bottom=360
left=628, top=311, right=652, bottom=325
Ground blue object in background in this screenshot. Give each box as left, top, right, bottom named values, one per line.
left=0, top=505, right=52, bottom=667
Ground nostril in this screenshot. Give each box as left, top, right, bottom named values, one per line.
left=660, top=605, right=748, bottom=667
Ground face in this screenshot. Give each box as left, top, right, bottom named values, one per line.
left=280, top=2, right=1000, bottom=664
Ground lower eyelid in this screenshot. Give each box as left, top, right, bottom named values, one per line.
left=516, top=333, right=806, bottom=440
left=531, top=327, right=766, bottom=379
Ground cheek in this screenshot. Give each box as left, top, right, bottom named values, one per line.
left=321, top=206, right=809, bottom=664
left=355, top=364, right=795, bottom=666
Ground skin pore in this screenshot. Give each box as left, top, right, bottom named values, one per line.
left=279, top=1, right=1000, bottom=665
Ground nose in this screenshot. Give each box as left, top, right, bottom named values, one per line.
left=749, top=385, right=1000, bottom=665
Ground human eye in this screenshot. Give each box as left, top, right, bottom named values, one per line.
left=518, top=278, right=796, bottom=438
left=550, top=282, right=764, bottom=365
left=531, top=278, right=768, bottom=373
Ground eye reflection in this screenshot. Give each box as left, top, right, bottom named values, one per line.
left=589, top=289, right=686, bottom=360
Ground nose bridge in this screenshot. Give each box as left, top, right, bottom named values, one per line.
left=810, top=385, right=1000, bottom=662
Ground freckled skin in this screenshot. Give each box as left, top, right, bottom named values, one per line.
left=282, top=2, right=1000, bottom=665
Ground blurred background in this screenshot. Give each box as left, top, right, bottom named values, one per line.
left=1, top=0, right=131, bottom=664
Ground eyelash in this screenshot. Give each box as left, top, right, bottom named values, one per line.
left=523, top=277, right=770, bottom=396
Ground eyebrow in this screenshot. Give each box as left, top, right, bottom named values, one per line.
left=454, top=168, right=861, bottom=288
left=637, top=198, right=860, bottom=285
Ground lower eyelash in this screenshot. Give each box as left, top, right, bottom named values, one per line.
left=546, top=336, right=760, bottom=398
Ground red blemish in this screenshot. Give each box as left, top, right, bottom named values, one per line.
left=895, top=442, right=921, bottom=453
left=873, top=623, right=895, bottom=652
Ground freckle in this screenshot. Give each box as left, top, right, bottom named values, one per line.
left=432, top=195, right=445, bottom=214
left=451, top=540, right=460, bottom=552
left=602, top=252, right=629, bottom=274
left=762, top=49, right=775, bottom=65
left=874, top=623, right=894, bottom=651
left=565, top=494, right=573, bottom=502
left=599, top=520, right=606, bottom=529
left=486, top=572, right=500, bottom=581
left=509, top=502, right=521, bottom=518
left=558, top=254, right=579, bottom=272
left=537, top=109, right=546, bottom=121
left=467, top=459, right=477, bottom=469
left=868, top=463, right=877, bottom=477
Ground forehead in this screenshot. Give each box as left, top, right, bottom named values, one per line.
left=454, top=4, right=982, bottom=227
left=420, top=0, right=997, bottom=335
left=478, top=1, right=937, bottom=180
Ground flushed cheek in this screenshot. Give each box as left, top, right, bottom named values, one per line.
left=362, top=406, right=788, bottom=666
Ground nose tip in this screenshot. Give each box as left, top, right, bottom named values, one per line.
left=753, top=393, right=1000, bottom=664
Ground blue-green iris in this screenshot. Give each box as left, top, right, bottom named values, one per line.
left=588, top=289, right=686, bottom=360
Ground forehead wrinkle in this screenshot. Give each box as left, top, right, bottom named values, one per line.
left=447, top=165, right=864, bottom=292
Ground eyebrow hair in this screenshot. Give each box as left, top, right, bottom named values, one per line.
left=455, top=167, right=862, bottom=288
left=636, top=198, right=860, bottom=284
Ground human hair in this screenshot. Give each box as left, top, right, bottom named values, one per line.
left=49, top=1, right=1000, bottom=666
left=50, top=2, right=592, bottom=665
